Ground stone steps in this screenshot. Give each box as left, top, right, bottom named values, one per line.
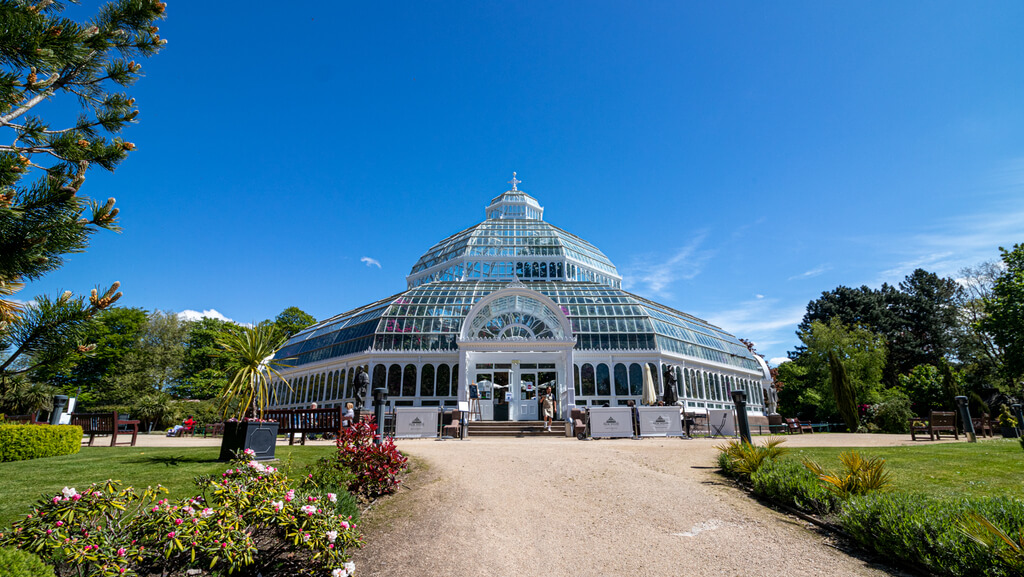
left=466, top=420, right=566, bottom=437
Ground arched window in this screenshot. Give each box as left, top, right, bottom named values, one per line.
left=339, top=369, right=347, bottom=399
left=403, top=364, right=417, bottom=396
left=596, top=363, right=611, bottom=396
left=437, top=364, right=450, bottom=397
left=581, top=363, right=596, bottom=396
left=452, top=364, right=459, bottom=395
left=614, top=363, right=629, bottom=396
left=629, top=363, right=643, bottom=396
left=540, top=262, right=547, bottom=278
left=421, top=364, right=435, bottom=396
left=556, top=262, right=563, bottom=278
left=676, top=366, right=684, bottom=396
left=388, top=364, right=402, bottom=397
left=698, top=371, right=707, bottom=399
left=372, top=365, right=386, bottom=393
left=684, top=369, right=692, bottom=398
left=647, top=363, right=660, bottom=393
left=574, top=364, right=581, bottom=396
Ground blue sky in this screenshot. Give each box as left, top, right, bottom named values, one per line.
left=22, top=1, right=1024, bottom=364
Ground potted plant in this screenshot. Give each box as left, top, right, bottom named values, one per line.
left=214, top=324, right=290, bottom=461
left=996, top=405, right=1019, bottom=438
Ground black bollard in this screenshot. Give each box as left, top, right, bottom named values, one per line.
left=955, top=395, right=976, bottom=443
left=372, top=387, right=388, bottom=446
left=731, top=390, right=751, bottom=444
left=1012, top=404, right=1023, bottom=436
left=49, top=395, right=69, bottom=426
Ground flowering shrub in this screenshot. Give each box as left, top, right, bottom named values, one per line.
left=334, top=421, right=408, bottom=499
left=0, top=449, right=362, bottom=576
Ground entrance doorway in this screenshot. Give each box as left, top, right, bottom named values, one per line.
left=470, top=362, right=563, bottom=421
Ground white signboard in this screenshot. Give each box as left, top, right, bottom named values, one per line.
left=637, top=407, right=684, bottom=437
left=708, top=409, right=736, bottom=437
left=394, top=408, right=439, bottom=439
left=587, top=407, right=635, bottom=438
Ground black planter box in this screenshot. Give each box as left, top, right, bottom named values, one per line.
left=219, top=421, right=279, bottom=461
left=1000, top=426, right=1021, bottom=438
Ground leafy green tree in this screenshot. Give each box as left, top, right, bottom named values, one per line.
left=109, top=309, right=184, bottom=399
left=898, top=364, right=962, bottom=413
left=980, top=244, right=1024, bottom=396
left=953, top=261, right=1006, bottom=394
left=828, top=349, right=858, bottom=431
left=795, top=318, right=887, bottom=424
left=175, top=316, right=237, bottom=400
left=272, top=306, right=315, bottom=339
left=0, top=1, right=166, bottom=384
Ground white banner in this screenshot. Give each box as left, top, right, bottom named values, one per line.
left=587, top=407, right=635, bottom=438
left=637, top=407, right=684, bottom=437
left=708, top=409, right=736, bottom=437
left=394, top=408, right=439, bottom=439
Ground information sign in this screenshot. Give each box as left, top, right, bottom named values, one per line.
left=394, top=407, right=439, bottom=439
left=587, top=407, right=635, bottom=438
left=636, top=406, right=684, bottom=437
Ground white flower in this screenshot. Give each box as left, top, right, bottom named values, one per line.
left=183, top=506, right=196, bottom=516
left=243, top=448, right=256, bottom=456
left=345, top=561, right=355, bottom=574
left=331, top=568, right=348, bottom=577
left=302, top=533, right=311, bottom=542
left=326, top=530, right=338, bottom=542
left=300, top=505, right=316, bottom=515
left=200, top=508, right=215, bottom=518
left=61, top=487, right=78, bottom=499
left=327, top=493, right=337, bottom=503
left=271, top=501, right=284, bottom=512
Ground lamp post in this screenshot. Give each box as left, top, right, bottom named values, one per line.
left=731, top=390, right=751, bottom=444
left=372, top=387, right=388, bottom=446
left=1012, top=404, right=1023, bottom=436
left=955, top=395, right=976, bottom=443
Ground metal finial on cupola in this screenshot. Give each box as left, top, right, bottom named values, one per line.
left=508, top=172, right=521, bottom=191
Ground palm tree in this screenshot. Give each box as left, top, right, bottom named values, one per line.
left=213, top=324, right=290, bottom=421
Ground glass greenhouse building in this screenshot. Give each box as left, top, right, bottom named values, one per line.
left=270, top=178, right=772, bottom=423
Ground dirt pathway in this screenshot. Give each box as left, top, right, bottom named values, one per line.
left=353, top=436, right=908, bottom=577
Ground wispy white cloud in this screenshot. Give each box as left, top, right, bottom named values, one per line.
left=360, top=256, right=382, bottom=269
left=177, top=309, right=235, bottom=323
left=787, top=264, right=830, bottom=281
left=621, top=231, right=712, bottom=299
left=769, top=357, right=791, bottom=366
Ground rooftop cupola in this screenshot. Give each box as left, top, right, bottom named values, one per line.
left=485, top=172, right=544, bottom=220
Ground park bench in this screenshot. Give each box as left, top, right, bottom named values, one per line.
left=784, top=418, right=803, bottom=434
left=971, top=413, right=993, bottom=438
left=70, top=412, right=140, bottom=447
left=910, top=410, right=959, bottom=441
left=265, top=407, right=346, bottom=445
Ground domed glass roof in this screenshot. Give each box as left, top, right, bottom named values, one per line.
left=275, top=177, right=762, bottom=378
left=407, top=183, right=620, bottom=288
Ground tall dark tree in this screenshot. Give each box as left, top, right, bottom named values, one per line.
left=0, top=1, right=166, bottom=386
left=890, top=269, right=961, bottom=377
left=174, top=316, right=236, bottom=400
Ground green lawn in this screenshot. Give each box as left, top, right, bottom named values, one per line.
left=784, top=438, right=1024, bottom=499
left=0, top=445, right=336, bottom=528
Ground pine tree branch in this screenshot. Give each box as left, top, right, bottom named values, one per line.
left=0, top=85, right=57, bottom=126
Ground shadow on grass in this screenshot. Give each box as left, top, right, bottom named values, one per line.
left=127, top=454, right=222, bottom=467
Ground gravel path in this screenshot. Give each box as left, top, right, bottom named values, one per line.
left=351, top=435, right=918, bottom=577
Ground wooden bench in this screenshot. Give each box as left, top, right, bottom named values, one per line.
left=784, top=418, right=803, bottom=434
left=911, top=410, right=959, bottom=441
left=70, top=412, right=140, bottom=446
left=971, top=413, right=993, bottom=438
left=265, top=407, right=346, bottom=445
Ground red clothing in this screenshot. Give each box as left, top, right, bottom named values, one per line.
left=183, top=418, right=194, bottom=431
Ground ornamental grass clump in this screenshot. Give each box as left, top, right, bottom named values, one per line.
left=958, top=512, right=1024, bottom=573
left=715, top=436, right=786, bottom=481
left=0, top=449, right=362, bottom=577
left=334, top=421, right=408, bottom=500
left=749, top=458, right=840, bottom=516
left=804, top=451, right=891, bottom=499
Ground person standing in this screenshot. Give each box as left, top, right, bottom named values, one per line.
left=540, top=387, right=556, bottom=432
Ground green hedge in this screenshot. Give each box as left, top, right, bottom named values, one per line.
left=0, top=546, right=55, bottom=577
left=0, top=425, right=82, bottom=462
left=750, top=458, right=839, bottom=516
left=839, top=493, right=1024, bottom=577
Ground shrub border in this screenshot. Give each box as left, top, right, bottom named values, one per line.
left=0, top=425, right=82, bottom=462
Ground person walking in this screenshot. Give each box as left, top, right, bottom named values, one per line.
left=540, top=387, right=556, bottom=432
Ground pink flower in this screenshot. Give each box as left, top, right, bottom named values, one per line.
left=327, top=493, right=337, bottom=503
left=174, top=518, right=183, bottom=525
left=117, top=548, right=126, bottom=557
left=55, top=521, right=63, bottom=527
left=167, top=532, right=176, bottom=539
